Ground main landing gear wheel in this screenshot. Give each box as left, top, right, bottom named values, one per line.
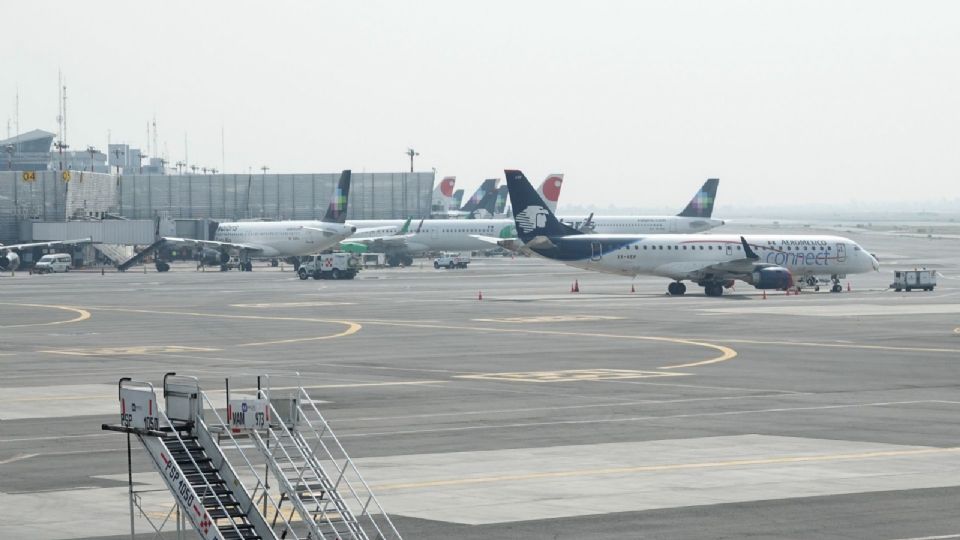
left=667, top=282, right=687, bottom=296
left=155, top=261, right=170, bottom=272
left=831, top=283, right=843, bottom=293
left=704, top=284, right=723, bottom=297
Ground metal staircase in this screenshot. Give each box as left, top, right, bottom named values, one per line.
left=103, top=374, right=401, bottom=540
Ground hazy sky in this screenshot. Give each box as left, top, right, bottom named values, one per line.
left=4, top=1, right=959, bottom=209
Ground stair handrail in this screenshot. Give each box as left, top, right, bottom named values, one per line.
left=196, top=389, right=304, bottom=540
left=296, top=386, right=401, bottom=539
left=260, top=399, right=367, bottom=539
left=153, top=406, right=248, bottom=540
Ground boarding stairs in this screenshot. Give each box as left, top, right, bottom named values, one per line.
left=103, top=374, right=401, bottom=540
left=237, top=381, right=401, bottom=540
left=93, top=243, right=135, bottom=266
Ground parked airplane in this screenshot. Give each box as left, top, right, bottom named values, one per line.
left=431, top=176, right=457, bottom=214
left=505, top=169, right=878, bottom=296
left=559, top=178, right=722, bottom=234
left=340, top=175, right=561, bottom=265
left=118, top=171, right=357, bottom=272
left=537, top=174, right=564, bottom=212
left=0, top=238, right=92, bottom=272
left=435, top=179, right=500, bottom=218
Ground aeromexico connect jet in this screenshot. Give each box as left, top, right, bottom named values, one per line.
left=505, top=170, right=879, bottom=297
left=119, top=170, right=357, bottom=273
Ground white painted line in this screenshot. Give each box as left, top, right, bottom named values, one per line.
left=888, top=535, right=960, bottom=540
left=0, top=453, right=38, bottom=465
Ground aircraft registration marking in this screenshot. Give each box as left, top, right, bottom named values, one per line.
left=472, top=315, right=624, bottom=323
left=42, top=345, right=221, bottom=356
left=457, top=369, right=690, bottom=383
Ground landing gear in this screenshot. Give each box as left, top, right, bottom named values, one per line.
left=402, top=255, right=414, bottom=266
left=830, top=275, right=843, bottom=293
left=667, top=282, right=687, bottom=296
left=387, top=255, right=402, bottom=267
left=704, top=283, right=724, bottom=297
left=155, top=261, right=170, bottom=272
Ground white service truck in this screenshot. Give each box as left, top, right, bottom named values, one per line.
left=891, top=269, right=936, bottom=292
left=433, top=252, right=470, bottom=269
left=298, top=253, right=361, bottom=280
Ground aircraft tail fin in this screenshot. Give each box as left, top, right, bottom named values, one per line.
left=677, top=178, right=719, bottom=218
left=494, top=185, right=509, bottom=215
left=505, top=170, right=581, bottom=242
left=432, top=176, right=456, bottom=210
left=451, top=189, right=465, bottom=210
left=322, top=170, right=351, bottom=223
left=536, top=174, right=564, bottom=212
left=460, top=178, right=499, bottom=213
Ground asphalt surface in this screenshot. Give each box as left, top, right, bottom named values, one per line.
left=1, top=225, right=959, bottom=540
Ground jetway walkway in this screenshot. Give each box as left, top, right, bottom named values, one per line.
left=102, top=374, right=401, bottom=540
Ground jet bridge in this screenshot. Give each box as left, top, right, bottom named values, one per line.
left=102, top=373, right=401, bottom=540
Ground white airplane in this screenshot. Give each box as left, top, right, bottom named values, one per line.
left=559, top=178, right=723, bottom=234
left=0, top=238, right=93, bottom=272
left=506, top=170, right=879, bottom=296
left=341, top=174, right=564, bottom=265
left=118, top=171, right=357, bottom=272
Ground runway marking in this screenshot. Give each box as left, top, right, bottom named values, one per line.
left=472, top=315, right=624, bottom=323
left=0, top=303, right=91, bottom=328
left=338, top=400, right=953, bottom=439
left=230, top=301, right=354, bottom=308
left=457, top=369, right=689, bottom=383
left=42, top=345, right=221, bottom=356
left=352, top=319, right=737, bottom=370
left=238, top=321, right=362, bottom=346
left=720, top=338, right=960, bottom=355
left=897, top=534, right=960, bottom=540
left=0, top=453, right=38, bottom=465
left=372, top=446, right=960, bottom=491
left=73, top=306, right=735, bottom=369
left=74, top=306, right=362, bottom=348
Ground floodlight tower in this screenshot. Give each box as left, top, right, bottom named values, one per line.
left=86, top=146, right=99, bottom=172
left=406, top=148, right=419, bottom=173
left=112, top=147, right=125, bottom=174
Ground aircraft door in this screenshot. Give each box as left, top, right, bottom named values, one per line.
left=836, top=242, right=846, bottom=263
left=725, top=244, right=733, bottom=256
left=431, top=226, right=439, bottom=240
left=591, top=242, right=602, bottom=261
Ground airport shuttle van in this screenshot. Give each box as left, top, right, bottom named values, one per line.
left=34, top=253, right=72, bottom=273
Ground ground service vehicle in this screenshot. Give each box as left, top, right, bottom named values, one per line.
left=891, top=269, right=936, bottom=291
left=34, top=253, right=72, bottom=273
left=298, top=253, right=360, bottom=280
left=434, top=252, right=470, bottom=269
left=362, top=253, right=387, bottom=268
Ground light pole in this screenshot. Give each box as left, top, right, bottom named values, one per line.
left=86, top=146, right=99, bottom=172
left=406, top=148, right=419, bottom=173
left=260, top=165, right=269, bottom=175
left=190, top=165, right=198, bottom=174
left=4, top=144, right=14, bottom=170
left=175, top=161, right=185, bottom=174
left=112, top=147, right=125, bottom=174
left=54, top=141, right=68, bottom=170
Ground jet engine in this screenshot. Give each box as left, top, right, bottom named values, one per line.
left=751, top=266, right=793, bottom=290
left=0, top=251, right=20, bottom=271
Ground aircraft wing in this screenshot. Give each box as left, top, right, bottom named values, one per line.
left=0, top=237, right=93, bottom=251
left=300, top=226, right=347, bottom=238
left=681, top=237, right=776, bottom=280
left=342, top=234, right=413, bottom=248
left=161, top=237, right=264, bottom=253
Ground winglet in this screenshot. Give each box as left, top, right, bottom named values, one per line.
left=740, top=236, right=758, bottom=260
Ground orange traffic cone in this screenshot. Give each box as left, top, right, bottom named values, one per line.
left=847, top=282, right=851, bottom=292
left=630, top=283, right=635, bottom=293
left=572, top=280, right=580, bottom=293
left=762, top=290, right=767, bottom=300
left=478, top=290, right=483, bottom=301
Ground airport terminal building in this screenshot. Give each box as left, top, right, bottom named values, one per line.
left=0, top=169, right=434, bottom=246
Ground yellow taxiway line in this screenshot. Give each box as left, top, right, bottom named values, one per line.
left=0, top=303, right=91, bottom=328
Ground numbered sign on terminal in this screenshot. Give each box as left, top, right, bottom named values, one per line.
left=228, top=398, right=270, bottom=431
left=120, top=387, right=160, bottom=432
